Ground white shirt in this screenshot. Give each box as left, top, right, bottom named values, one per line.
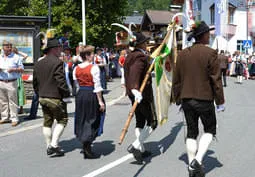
left=73, top=62, right=103, bottom=93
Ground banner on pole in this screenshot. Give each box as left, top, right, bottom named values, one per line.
left=215, top=0, right=228, bottom=37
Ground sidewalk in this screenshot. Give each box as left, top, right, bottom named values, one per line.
left=0, top=78, right=126, bottom=134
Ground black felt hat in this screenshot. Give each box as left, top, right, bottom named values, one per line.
left=133, top=32, right=150, bottom=45
left=187, top=21, right=215, bottom=41
left=45, top=38, right=60, bottom=50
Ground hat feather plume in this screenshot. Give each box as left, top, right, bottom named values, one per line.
left=128, top=22, right=136, bottom=32
left=111, top=23, right=134, bottom=39
left=35, top=28, right=57, bottom=49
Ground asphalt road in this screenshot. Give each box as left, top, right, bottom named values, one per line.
left=0, top=77, right=255, bottom=177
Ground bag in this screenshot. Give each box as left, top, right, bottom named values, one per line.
left=109, top=62, right=116, bottom=70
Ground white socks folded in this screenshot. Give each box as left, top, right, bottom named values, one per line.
left=186, top=133, right=213, bottom=165
left=43, top=124, right=65, bottom=148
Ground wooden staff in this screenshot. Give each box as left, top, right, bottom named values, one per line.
left=119, top=24, right=175, bottom=145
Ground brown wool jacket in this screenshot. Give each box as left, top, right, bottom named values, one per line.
left=33, top=54, right=70, bottom=99
left=218, top=54, right=229, bottom=69
left=172, top=44, right=225, bottom=105
left=124, top=49, right=153, bottom=102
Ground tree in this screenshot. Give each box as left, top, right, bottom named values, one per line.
left=0, top=0, right=29, bottom=15
left=127, top=0, right=171, bottom=14
left=0, top=0, right=129, bottom=48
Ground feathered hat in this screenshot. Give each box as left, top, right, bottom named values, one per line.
left=111, top=23, right=149, bottom=51
left=187, top=21, right=215, bottom=41
left=36, top=29, right=58, bottom=50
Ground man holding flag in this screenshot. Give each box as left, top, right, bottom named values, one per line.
left=173, top=21, right=225, bottom=177
left=124, top=32, right=158, bottom=164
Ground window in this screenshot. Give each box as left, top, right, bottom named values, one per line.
left=210, top=3, right=236, bottom=25
left=210, top=5, right=215, bottom=25
left=228, top=4, right=236, bottom=24
left=197, top=0, right=202, bottom=11
left=237, top=40, right=245, bottom=52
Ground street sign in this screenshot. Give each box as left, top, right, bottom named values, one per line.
left=242, top=40, right=252, bottom=49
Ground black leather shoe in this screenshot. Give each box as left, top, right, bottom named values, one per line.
left=188, top=168, right=196, bottom=177
left=83, top=142, right=100, bottom=159
left=83, top=150, right=100, bottom=159
left=189, top=159, right=205, bottom=177
left=47, top=146, right=65, bottom=157
left=127, top=144, right=135, bottom=153
left=141, top=150, right=152, bottom=158
left=127, top=144, right=143, bottom=164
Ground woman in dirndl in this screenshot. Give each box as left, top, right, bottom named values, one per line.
left=73, top=45, right=105, bottom=159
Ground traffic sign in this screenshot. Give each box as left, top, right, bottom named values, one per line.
left=242, top=40, right=252, bottom=49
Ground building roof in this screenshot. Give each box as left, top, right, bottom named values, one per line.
left=124, top=15, right=143, bottom=25
left=144, top=10, right=181, bottom=25
left=0, top=15, right=48, bottom=23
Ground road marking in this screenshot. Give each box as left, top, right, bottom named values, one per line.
left=0, top=124, right=42, bottom=138
left=82, top=154, right=133, bottom=177
left=107, top=92, right=126, bottom=106
left=0, top=94, right=126, bottom=138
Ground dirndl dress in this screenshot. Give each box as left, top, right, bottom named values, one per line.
left=74, top=64, right=105, bottom=143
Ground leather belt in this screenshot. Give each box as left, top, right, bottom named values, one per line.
left=0, top=79, right=17, bottom=83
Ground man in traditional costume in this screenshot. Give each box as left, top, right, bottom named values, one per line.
left=33, top=37, right=70, bottom=157
left=218, top=50, right=228, bottom=87
left=173, top=21, right=225, bottom=177
left=124, top=32, right=157, bottom=163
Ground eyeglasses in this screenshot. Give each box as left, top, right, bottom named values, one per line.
left=3, top=44, right=12, bottom=48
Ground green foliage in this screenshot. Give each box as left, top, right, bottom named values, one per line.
left=0, top=0, right=170, bottom=48
left=127, top=0, right=171, bottom=14
left=0, top=0, right=29, bottom=15
left=0, top=0, right=129, bottom=49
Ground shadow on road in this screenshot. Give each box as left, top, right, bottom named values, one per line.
left=59, top=138, right=82, bottom=153
left=132, top=122, right=183, bottom=177
left=59, top=138, right=115, bottom=157
left=178, top=150, right=223, bottom=174
left=93, top=140, right=116, bottom=156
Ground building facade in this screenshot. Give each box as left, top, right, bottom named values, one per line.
left=197, top=0, right=255, bottom=54
left=172, top=0, right=255, bottom=54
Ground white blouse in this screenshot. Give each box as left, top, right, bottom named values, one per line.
left=73, top=62, right=103, bottom=93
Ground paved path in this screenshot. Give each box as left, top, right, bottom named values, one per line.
left=0, top=77, right=255, bottom=177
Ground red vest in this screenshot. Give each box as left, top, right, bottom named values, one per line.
left=75, top=64, right=94, bottom=86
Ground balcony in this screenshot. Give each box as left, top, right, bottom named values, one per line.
left=225, top=24, right=237, bottom=39
left=210, top=24, right=237, bottom=39
left=171, top=0, right=184, bottom=5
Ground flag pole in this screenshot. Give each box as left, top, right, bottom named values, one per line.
left=119, top=21, right=177, bottom=145
left=82, top=0, right=86, bottom=45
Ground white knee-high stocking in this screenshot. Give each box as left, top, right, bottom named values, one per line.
left=132, top=128, right=142, bottom=150
left=195, top=133, right=213, bottom=164
left=186, top=138, right=198, bottom=164
left=50, top=124, right=65, bottom=148
left=132, top=126, right=153, bottom=152
left=239, top=76, right=242, bottom=83
left=43, top=127, right=52, bottom=148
